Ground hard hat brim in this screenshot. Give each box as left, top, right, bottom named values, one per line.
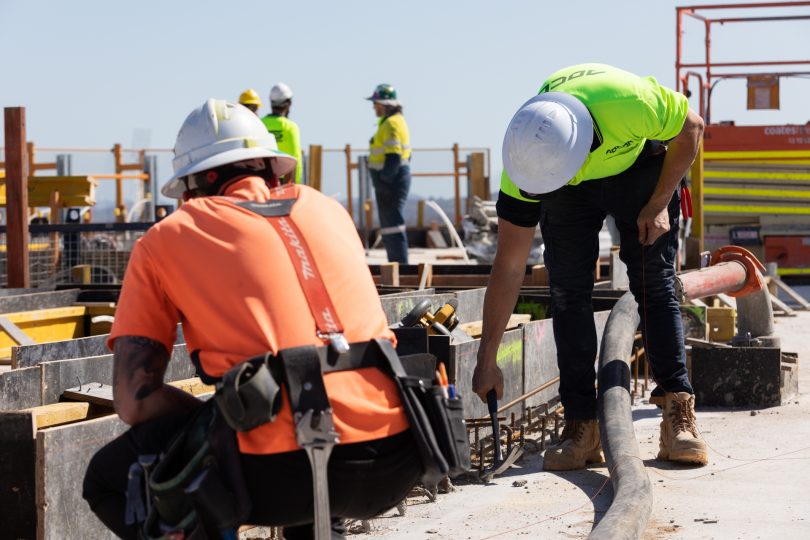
left=367, top=98, right=401, bottom=107
left=161, top=147, right=297, bottom=199
left=503, top=92, right=593, bottom=196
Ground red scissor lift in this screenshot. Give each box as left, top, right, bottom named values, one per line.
left=677, top=2, right=810, bottom=276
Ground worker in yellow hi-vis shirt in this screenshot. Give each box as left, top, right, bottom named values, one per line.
left=262, top=83, right=302, bottom=184
left=367, top=83, right=411, bottom=264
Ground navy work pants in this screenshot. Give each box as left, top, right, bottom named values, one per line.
left=371, top=165, right=411, bottom=264
left=539, top=152, right=693, bottom=420
left=83, top=406, right=420, bottom=539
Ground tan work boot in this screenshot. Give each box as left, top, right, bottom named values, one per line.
left=543, top=419, right=604, bottom=471
left=658, top=392, right=709, bottom=465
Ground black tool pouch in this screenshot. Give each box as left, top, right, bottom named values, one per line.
left=141, top=402, right=252, bottom=539
left=214, top=353, right=282, bottom=432
left=422, top=385, right=470, bottom=476
left=374, top=340, right=470, bottom=486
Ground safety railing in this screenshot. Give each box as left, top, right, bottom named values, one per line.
left=312, top=143, right=491, bottom=227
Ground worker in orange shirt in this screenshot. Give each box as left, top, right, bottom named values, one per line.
left=82, top=99, right=421, bottom=539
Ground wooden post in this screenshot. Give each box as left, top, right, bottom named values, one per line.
left=417, top=263, right=433, bottom=290
left=467, top=151, right=487, bottom=211
left=452, top=143, right=461, bottom=227
left=4, top=107, right=30, bottom=288
left=113, top=143, right=125, bottom=222
left=417, top=199, right=426, bottom=228
left=689, top=136, right=704, bottom=252
left=531, top=265, right=548, bottom=287
left=380, top=262, right=400, bottom=286
left=308, top=144, right=323, bottom=191
left=344, top=144, right=354, bottom=220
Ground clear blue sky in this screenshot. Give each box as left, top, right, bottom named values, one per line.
left=1, top=0, right=808, bottom=207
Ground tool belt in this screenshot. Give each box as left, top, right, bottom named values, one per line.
left=126, top=401, right=251, bottom=539
left=203, top=337, right=470, bottom=487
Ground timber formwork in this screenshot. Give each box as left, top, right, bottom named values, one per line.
left=0, top=284, right=628, bottom=539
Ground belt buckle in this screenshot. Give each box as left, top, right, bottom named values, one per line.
left=318, top=331, right=350, bottom=355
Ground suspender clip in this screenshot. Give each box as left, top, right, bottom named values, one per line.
left=318, top=331, right=351, bottom=355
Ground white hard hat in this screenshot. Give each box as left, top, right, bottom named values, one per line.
left=270, top=83, right=293, bottom=105
left=162, top=99, right=297, bottom=198
left=502, top=92, right=593, bottom=195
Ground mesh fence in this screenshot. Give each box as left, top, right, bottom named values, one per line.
left=0, top=226, right=149, bottom=288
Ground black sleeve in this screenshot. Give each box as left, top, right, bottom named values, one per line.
left=495, top=190, right=542, bottom=228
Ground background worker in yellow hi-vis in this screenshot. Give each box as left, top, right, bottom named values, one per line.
left=262, top=83, right=303, bottom=184
left=367, top=83, right=411, bottom=264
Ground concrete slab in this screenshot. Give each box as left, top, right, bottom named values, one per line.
left=353, top=311, right=810, bottom=540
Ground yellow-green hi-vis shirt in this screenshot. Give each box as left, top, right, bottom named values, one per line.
left=262, top=115, right=303, bottom=184
left=500, top=63, right=689, bottom=202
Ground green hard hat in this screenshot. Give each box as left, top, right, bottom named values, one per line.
left=366, top=83, right=397, bottom=101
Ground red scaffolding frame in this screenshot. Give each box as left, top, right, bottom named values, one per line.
left=676, top=2, right=810, bottom=125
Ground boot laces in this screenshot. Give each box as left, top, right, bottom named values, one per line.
left=560, top=419, right=587, bottom=443
left=670, top=397, right=699, bottom=437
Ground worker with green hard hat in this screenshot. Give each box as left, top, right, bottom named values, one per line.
left=367, top=83, right=412, bottom=263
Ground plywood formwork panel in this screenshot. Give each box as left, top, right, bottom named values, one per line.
left=36, top=415, right=125, bottom=540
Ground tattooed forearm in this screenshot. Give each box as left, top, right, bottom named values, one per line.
left=113, top=336, right=169, bottom=402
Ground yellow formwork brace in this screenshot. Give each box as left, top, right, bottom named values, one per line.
left=0, top=175, right=97, bottom=207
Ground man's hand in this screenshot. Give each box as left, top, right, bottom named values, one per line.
left=472, top=361, right=504, bottom=402
left=637, top=202, right=670, bottom=245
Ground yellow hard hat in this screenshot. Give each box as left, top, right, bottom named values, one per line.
left=238, top=88, right=262, bottom=107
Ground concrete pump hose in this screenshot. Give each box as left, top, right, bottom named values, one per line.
left=589, top=291, right=652, bottom=540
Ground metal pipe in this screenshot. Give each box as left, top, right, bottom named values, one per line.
left=675, top=260, right=747, bottom=301
left=675, top=254, right=777, bottom=346
left=590, top=292, right=650, bottom=540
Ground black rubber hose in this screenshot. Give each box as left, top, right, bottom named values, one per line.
left=589, top=291, right=652, bottom=540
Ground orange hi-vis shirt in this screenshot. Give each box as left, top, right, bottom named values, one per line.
left=108, top=177, right=409, bottom=454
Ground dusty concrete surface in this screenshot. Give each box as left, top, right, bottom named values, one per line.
left=348, top=312, right=810, bottom=540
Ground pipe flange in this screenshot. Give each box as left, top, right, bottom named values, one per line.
left=710, top=246, right=766, bottom=298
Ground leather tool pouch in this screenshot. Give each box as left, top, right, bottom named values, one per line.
left=377, top=341, right=470, bottom=486
left=214, top=353, right=282, bottom=432
left=141, top=402, right=251, bottom=539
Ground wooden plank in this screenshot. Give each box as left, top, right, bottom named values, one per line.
left=22, top=402, right=92, bottom=429
left=772, top=276, right=810, bottom=309
left=0, top=411, right=37, bottom=539
left=37, top=415, right=127, bottom=540
left=40, top=345, right=194, bottom=405
left=63, top=384, right=113, bottom=407
left=12, top=333, right=110, bottom=369
left=0, top=289, right=80, bottom=315
left=12, top=324, right=186, bottom=369
left=168, top=377, right=215, bottom=397
left=771, top=293, right=797, bottom=316
left=0, top=316, right=35, bottom=345
left=4, top=107, right=30, bottom=288
left=0, top=366, right=42, bottom=411
left=458, top=314, right=531, bottom=339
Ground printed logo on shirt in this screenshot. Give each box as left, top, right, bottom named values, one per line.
left=606, top=140, right=634, bottom=154
left=540, top=68, right=606, bottom=93
left=269, top=130, right=285, bottom=143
